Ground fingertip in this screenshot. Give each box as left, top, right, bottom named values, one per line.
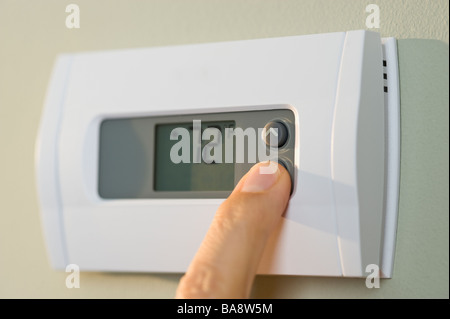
left=237, top=161, right=291, bottom=195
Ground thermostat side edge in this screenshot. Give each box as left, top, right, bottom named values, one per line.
left=35, top=55, right=73, bottom=270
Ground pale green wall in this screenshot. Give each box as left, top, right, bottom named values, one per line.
left=0, top=0, right=448, bottom=298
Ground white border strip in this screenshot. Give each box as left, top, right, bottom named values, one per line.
left=381, top=38, right=401, bottom=278
left=35, top=55, right=73, bottom=269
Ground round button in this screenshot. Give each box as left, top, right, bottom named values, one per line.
left=278, top=158, right=294, bottom=195
left=263, top=121, right=288, bottom=147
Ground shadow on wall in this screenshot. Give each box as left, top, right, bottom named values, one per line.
left=251, top=39, right=449, bottom=299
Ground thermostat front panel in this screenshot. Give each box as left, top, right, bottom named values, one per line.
left=36, top=30, right=399, bottom=277
left=98, top=109, right=295, bottom=199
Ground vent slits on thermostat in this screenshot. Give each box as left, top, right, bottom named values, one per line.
left=383, top=60, right=388, bottom=93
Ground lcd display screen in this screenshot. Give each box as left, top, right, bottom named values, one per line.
left=154, top=121, right=235, bottom=191
left=98, top=117, right=235, bottom=198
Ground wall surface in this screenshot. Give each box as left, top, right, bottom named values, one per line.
left=0, top=0, right=448, bottom=298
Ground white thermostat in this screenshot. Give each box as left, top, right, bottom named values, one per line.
left=36, top=30, right=400, bottom=277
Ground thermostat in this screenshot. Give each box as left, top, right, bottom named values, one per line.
left=36, top=30, right=400, bottom=277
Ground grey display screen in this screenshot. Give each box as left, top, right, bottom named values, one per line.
left=154, top=121, right=235, bottom=191
left=98, top=108, right=295, bottom=199
left=98, top=118, right=235, bottom=198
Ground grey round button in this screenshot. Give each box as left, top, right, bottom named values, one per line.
left=263, top=121, right=288, bottom=147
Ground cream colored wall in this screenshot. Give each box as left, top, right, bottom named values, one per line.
left=0, top=0, right=448, bottom=298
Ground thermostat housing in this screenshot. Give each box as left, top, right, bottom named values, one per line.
left=36, top=30, right=400, bottom=277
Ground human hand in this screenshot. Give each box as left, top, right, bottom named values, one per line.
left=176, top=162, right=291, bottom=298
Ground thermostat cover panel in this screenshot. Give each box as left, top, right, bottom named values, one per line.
left=36, top=30, right=400, bottom=277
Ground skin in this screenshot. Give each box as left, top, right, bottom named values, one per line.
left=176, top=162, right=292, bottom=298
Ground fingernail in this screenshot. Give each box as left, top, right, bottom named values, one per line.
left=241, top=162, right=280, bottom=193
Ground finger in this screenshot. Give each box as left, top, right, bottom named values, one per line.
left=176, top=162, right=291, bottom=299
